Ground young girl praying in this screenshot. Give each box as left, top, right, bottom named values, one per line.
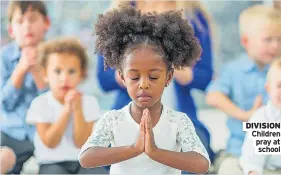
left=79, top=6, right=210, bottom=175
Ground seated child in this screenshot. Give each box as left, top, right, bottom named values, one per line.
left=206, top=5, right=281, bottom=173
left=239, top=58, right=281, bottom=175
left=79, top=6, right=210, bottom=175
left=26, top=38, right=107, bottom=174
left=0, top=1, right=49, bottom=173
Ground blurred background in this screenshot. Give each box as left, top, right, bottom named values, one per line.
left=1, top=0, right=266, bottom=111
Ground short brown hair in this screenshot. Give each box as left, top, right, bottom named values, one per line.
left=8, top=1, right=47, bottom=22
left=38, top=38, right=88, bottom=75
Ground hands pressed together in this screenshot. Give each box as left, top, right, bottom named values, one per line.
left=18, top=46, right=39, bottom=72
left=132, top=108, right=159, bottom=157
left=64, top=90, right=82, bottom=113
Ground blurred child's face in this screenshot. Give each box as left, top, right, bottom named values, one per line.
left=8, top=6, right=50, bottom=48
left=266, top=69, right=281, bottom=109
left=45, top=53, right=84, bottom=101
left=242, top=20, right=281, bottom=66
left=120, top=48, right=173, bottom=109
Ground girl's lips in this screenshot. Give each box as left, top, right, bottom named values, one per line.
left=138, top=93, right=152, bottom=102
left=61, top=86, right=70, bottom=91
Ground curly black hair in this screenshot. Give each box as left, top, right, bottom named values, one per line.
left=95, top=6, right=202, bottom=71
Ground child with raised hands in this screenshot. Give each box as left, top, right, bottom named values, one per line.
left=79, top=6, right=210, bottom=175
left=26, top=38, right=107, bottom=174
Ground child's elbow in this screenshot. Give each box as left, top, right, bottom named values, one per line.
left=42, top=139, right=59, bottom=149
left=206, top=91, right=219, bottom=107
left=197, top=158, right=210, bottom=174
left=79, top=152, right=96, bottom=168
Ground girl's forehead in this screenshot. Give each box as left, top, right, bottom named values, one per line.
left=124, top=49, right=167, bottom=69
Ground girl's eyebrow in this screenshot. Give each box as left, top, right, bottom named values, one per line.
left=150, top=68, right=163, bottom=72
left=128, top=68, right=163, bottom=72
left=128, top=69, right=139, bottom=72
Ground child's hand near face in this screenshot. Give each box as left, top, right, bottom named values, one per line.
left=19, top=46, right=38, bottom=72
left=64, top=90, right=82, bottom=112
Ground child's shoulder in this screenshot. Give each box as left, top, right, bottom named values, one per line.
left=220, top=53, right=252, bottom=73
left=32, top=91, right=52, bottom=104
left=165, top=106, right=193, bottom=125
left=82, top=93, right=99, bottom=104
left=0, top=42, right=18, bottom=57
left=99, top=105, right=128, bottom=122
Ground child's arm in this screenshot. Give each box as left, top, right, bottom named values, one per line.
left=73, top=108, right=93, bottom=148
left=36, top=105, right=71, bottom=148
left=30, top=65, right=47, bottom=90
left=143, top=111, right=209, bottom=174
left=206, top=63, right=262, bottom=121
left=71, top=92, right=95, bottom=148
left=79, top=112, right=145, bottom=168
left=0, top=49, right=32, bottom=110
left=26, top=96, right=72, bottom=149
left=206, top=92, right=262, bottom=121
left=24, top=47, right=47, bottom=90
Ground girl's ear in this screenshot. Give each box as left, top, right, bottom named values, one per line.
left=118, top=69, right=126, bottom=87
left=165, top=68, right=174, bottom=87
left=43, top=68, right=48, bottom=83
left=8, top=24, right=15, bottom=39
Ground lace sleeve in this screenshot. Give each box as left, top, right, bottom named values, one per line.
left=176, top=114, right=210, bottom=165
left=79, top=111, right=114, bottom=156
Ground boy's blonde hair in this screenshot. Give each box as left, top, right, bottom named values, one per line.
left=239, top=5, right=281, bottom=36
left=38, top=38, right=88, bottom=75
left=267, top=58, right=281, bottom=82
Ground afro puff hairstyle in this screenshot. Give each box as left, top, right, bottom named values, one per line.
left=95, top=6, right=202, bottom=71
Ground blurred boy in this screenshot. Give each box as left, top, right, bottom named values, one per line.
left=206, top=5, right=281, bottom=173
left=239, top=58, right=281, bottom=175
left=0, top=1, right=49, bottom=173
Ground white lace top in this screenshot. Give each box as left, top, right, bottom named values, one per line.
left=79, top=102, right=210, bottom=175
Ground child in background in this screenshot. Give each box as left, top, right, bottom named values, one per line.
left=0, top=147, right=16, bottom=174
left=26, top=38, right=107, bottom=174
left=0, top=1, right=49, bottom=173
left=239, top=58, right=281, bottom=175
left=206, top=5, right=281, bottom=173
left=79, top=6, right=210, bottom=175
left=97, top=0, right=215, bottom=162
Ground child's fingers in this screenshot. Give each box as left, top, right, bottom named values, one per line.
left=140, top=118, right=145, bottom=132
left=145, top=113, right=150, bottom=132
left=146, top=109, right=152, bottom=130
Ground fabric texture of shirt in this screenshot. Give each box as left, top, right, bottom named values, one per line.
left=26, top=91, right=101, bottom=164
left=207, top=53, right=269, bottom=156
left=239, top=101, right=281, bottom=175
left=79, top=102, right=210, bottom=175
